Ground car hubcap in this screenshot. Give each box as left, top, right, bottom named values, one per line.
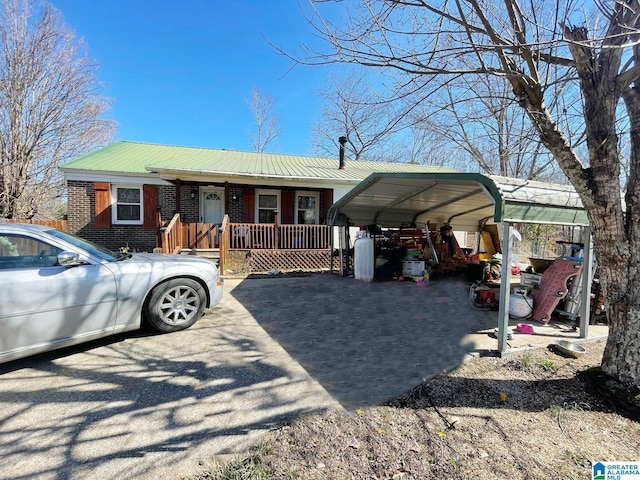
left=159, top=285, right=200, bottom=324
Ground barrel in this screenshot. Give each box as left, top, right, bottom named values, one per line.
left=354, top=234, right=375, bottom=282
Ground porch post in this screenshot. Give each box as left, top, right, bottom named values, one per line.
left=497, top=221, right=513, bottom=353
left=329, top=214, right=335, bottom=274
left=274, top=212, right=279, bottom=249
left=338, top=225, right=344, bottom=276
left=175, top=179, right=182, bottom=218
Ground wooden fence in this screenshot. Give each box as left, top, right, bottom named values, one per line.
left=3, top=219, right=68, bottom=231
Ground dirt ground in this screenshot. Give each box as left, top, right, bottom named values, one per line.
left=196, top=340, right=640, bottom=480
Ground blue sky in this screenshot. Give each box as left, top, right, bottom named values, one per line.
left=51, top=0, right=338, bottom=155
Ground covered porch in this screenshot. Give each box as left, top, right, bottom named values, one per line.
left=159, top=213, right=335, bottom=274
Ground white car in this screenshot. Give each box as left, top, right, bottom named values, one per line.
left=0, top=223, right=224, bottom=364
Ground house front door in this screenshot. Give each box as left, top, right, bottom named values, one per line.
left=200, top=188, right=224, bottom=223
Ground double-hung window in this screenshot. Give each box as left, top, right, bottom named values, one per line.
left=295, top=192, right=319, bottom=224
left=112, top=185, right=143, bottom=225
left=255, top=189, right=280, bottom=223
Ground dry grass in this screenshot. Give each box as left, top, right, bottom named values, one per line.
left=193, top=340, right=640, bottom=480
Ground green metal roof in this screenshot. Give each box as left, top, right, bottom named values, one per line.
left=492, top=175, right=588, bottom=225
left=327, top=172, right=588, bottom=230
left=60, top=141, right=456, bottom=182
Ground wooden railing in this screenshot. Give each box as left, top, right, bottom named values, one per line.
left=229, top=223, right=275, bottom=249
left=160, top=217, right=331, bottom=257
left=161, top=213, right=183, bottom=254
left=278, top=224, right=331, bottom=249
left=228, top=223, right=330, bottom=250
left=182, top=222, right=221, bottom=249
left=161, top=215, right=223, bottom=254
left=219, top=215, right=230, bottom=273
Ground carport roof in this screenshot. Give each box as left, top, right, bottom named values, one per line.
left=327, top=172, right=588, bottom=231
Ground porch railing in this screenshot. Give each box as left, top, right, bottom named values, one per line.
left=219, top=215, right=230, bottom=273
left=183, top=222, right=221, bottom=249
left=228, top=223, right=330, bottom=250
left=229, top=223, right=275, bottom=249
left=160, top=216, right=331, bottom=273
left=225, top=221, right=333, bottom=274
left=161, top=214, right=222, bottom=254
left=161, top=213, right=183, bottom=254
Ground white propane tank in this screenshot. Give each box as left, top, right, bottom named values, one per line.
left=354, top=233, right=374, bottom=282
left=509, top=292, right=533, bottom=318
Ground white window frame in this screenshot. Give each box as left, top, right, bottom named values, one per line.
left=255, top=189, right=281, bottom=223
left=295, top=191, right=320, bottom=225
left=111, top=184, right=143, bottom=225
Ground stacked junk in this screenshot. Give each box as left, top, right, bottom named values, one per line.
left=468, top=233, right=605, bottom=330
left=350, top=222, right=604, bottom=329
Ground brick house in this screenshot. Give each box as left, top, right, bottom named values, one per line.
left=60, top=141, right=453, bottom=252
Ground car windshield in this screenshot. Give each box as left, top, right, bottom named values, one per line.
left=46, top=229, right=119, bottom=262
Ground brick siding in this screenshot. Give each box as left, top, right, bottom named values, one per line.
left=180, top=187, right=199, bottom=222
left=67, top=180, right=331, bottom=252
left=67, top=180, right=177, bottom=253
left=227, top=186, right=243, bottom=222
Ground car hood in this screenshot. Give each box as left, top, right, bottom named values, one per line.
left=124, top=253, right=217, bottom=269
left=129, top=253, right=213, bottom=265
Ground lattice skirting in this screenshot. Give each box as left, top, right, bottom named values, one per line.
left=249, top=249, right=335, bottom=273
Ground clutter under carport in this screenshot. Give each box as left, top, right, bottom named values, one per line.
left=351, top=222, right=475, bottom=283
left=347, top=219, right=604, bottom=333
left=471, top=251, right=604, bottom=328
left=349, top=222, right=524, bottom=326
left=327, top=172, right=602, bottom=354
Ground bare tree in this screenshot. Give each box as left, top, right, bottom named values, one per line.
left=247, top=86, right=282, bottom=153
left=411, top=75, right=561, bottom=179
left=387, top=123, right=459, bottom=167
left=311, top=69, right=410, bottom=161
left=302, top=0, right=640, bottom=387
left=0, top=0, right=115, bottom=219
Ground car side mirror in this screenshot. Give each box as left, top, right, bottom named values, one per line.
left=57, top=251, right=85, bottom=267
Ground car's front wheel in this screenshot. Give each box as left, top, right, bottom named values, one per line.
left=145, top=278, right=206, bottom=332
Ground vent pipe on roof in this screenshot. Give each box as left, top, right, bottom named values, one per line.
left=338, top=136, right=348, bottom=170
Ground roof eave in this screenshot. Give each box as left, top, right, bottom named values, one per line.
left=146, top=165, right=364, bottom=185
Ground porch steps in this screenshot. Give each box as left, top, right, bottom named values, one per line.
left=179, top=248, right=220, bottom=263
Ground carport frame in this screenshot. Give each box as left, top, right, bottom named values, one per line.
left=327, top=172, right=593, bottom=355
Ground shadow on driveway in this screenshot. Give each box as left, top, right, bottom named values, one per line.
left=229, top=273, right=497, bottom=410
left=0, top=304, right=337, bottom=480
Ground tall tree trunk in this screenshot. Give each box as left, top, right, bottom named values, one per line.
left=513, top=22, right=640, bottom=386
left=602, top=285, right=640, bottom=386
left=604, top=84, right=640, bottom=385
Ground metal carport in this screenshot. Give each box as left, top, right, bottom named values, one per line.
left=327, top=172, right=593, bottom=355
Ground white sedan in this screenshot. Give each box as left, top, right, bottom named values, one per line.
left=0, top=223, right=224, bottom=364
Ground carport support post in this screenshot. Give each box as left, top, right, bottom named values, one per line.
left=339, top=225, right=349, bottom=277
left=497, top=221, right=513, bottom=353
left=578, top=227, right=594, bottom=338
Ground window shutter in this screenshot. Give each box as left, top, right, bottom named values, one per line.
left=322, top=190, right=334, bottom=224
left=242, top=189, right=255, bottom=223
left=143, top=185, right=158, bottom=229
left=281, top=190, right=295, bottom=224
left=95, top=182, right=111, bottom=229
